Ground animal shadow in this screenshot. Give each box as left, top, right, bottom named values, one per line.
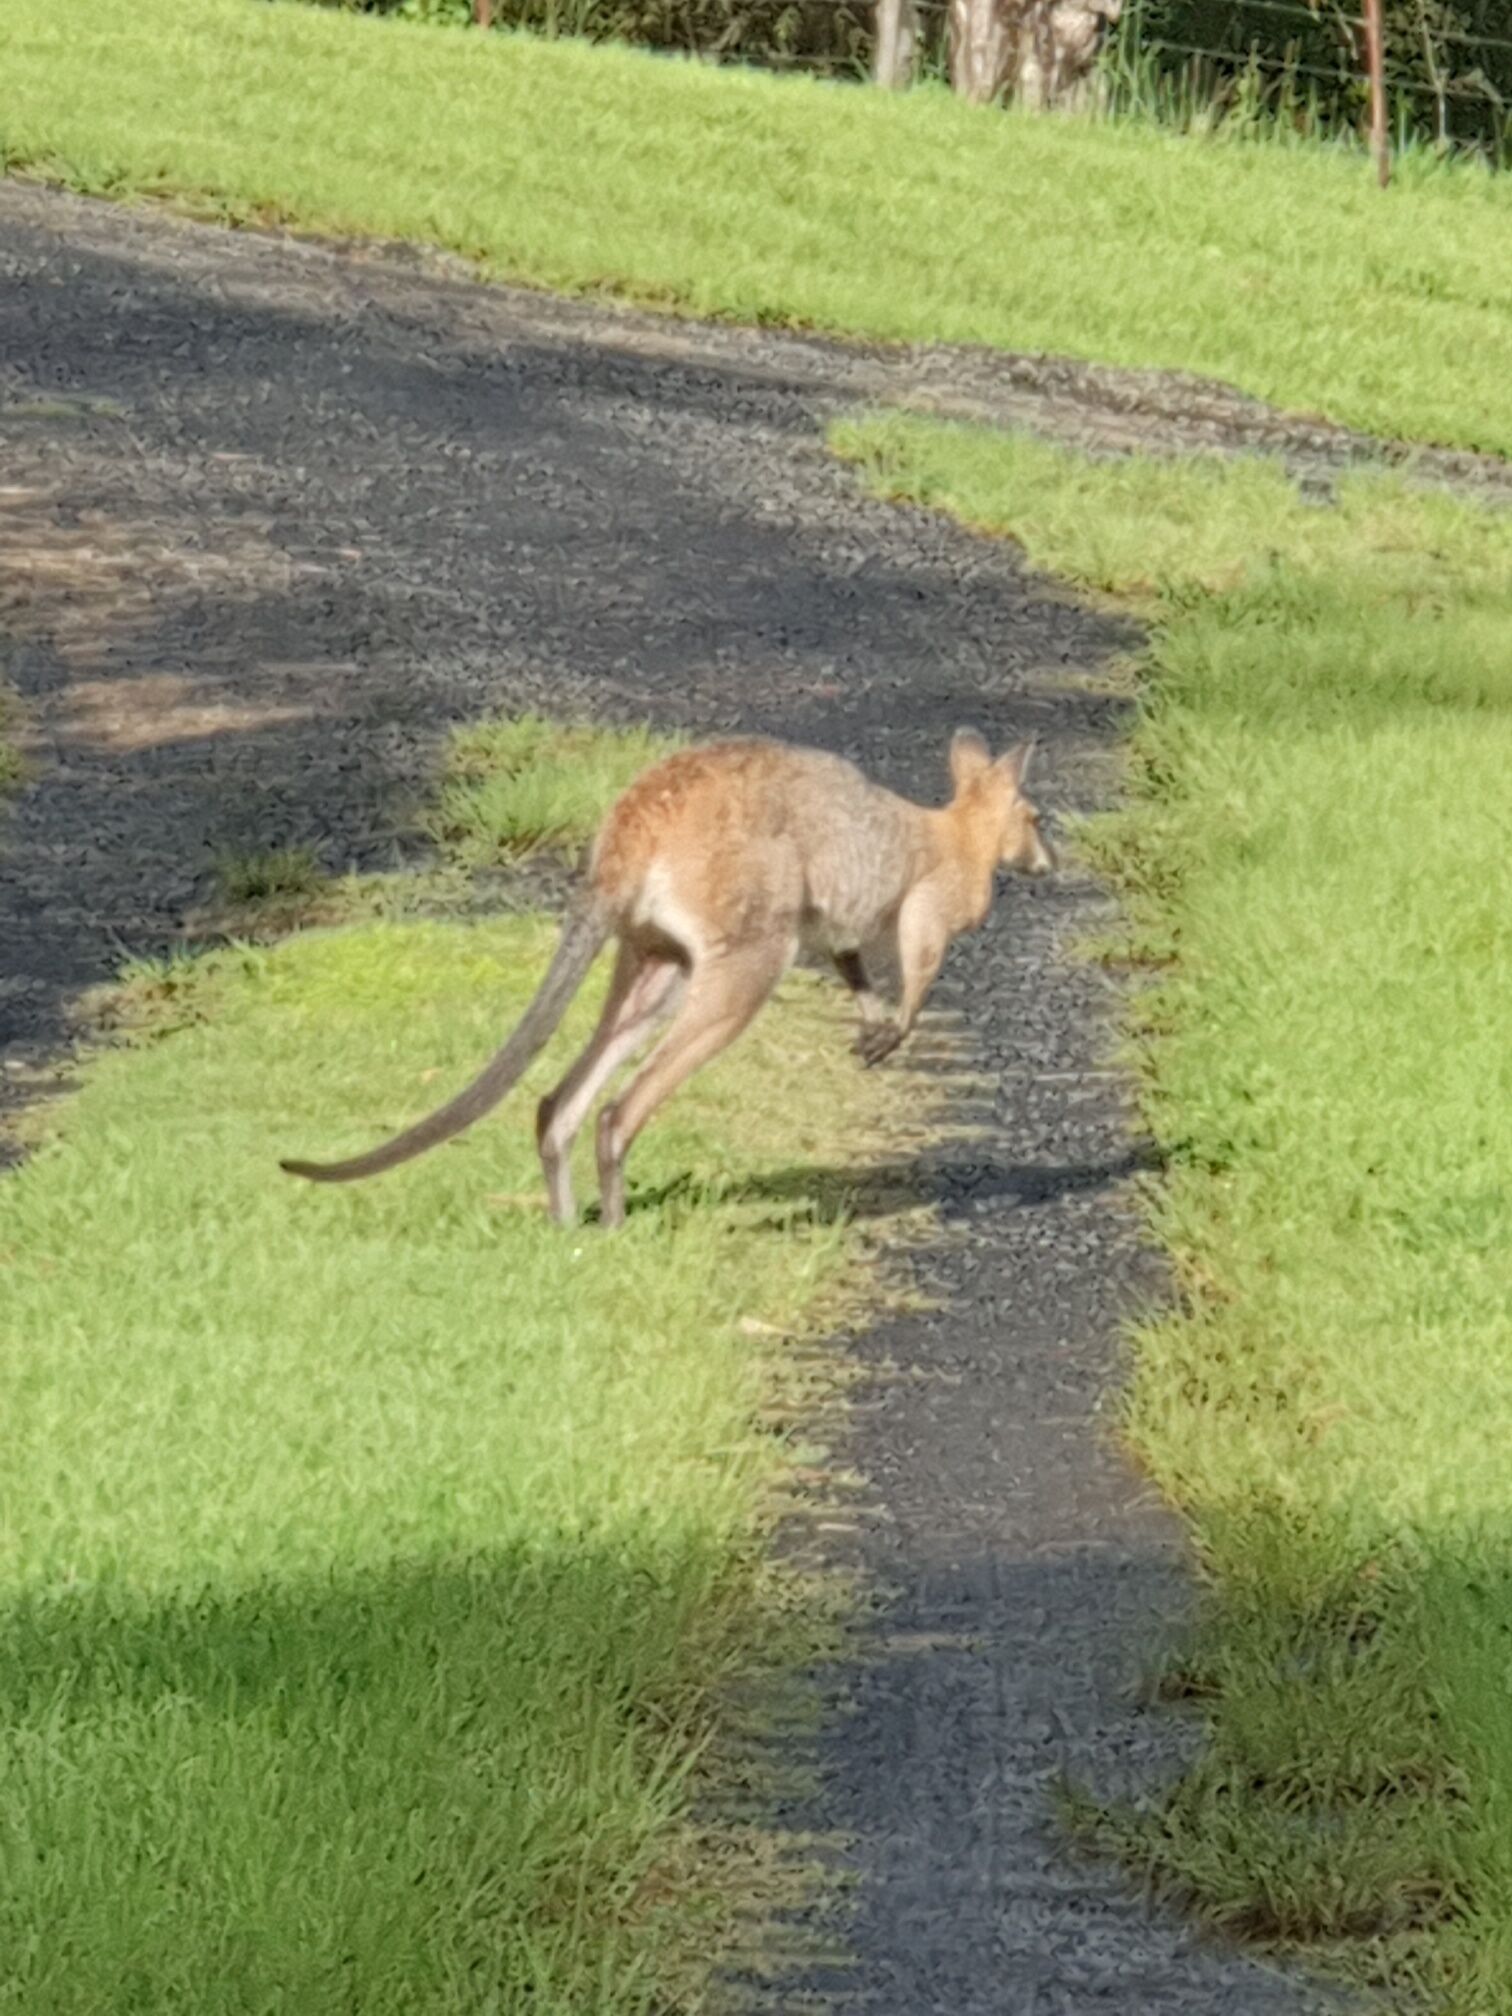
left=616, top=1142, right=1162, bottom=1228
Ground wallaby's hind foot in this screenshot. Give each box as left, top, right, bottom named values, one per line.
left=596, top=1106, right=628, bottom=1231
left=536, top=1094, right=577, bottom=1227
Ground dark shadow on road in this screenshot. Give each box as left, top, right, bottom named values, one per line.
left=619, top=1143, right=1164, bottom=1227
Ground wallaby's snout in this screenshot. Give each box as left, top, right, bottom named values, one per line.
left=1021, top=812, right=1057, bottom=876
left=1003, top=793, right=1055, bottom=876
left=1016, top=755, right=1056, bottom=875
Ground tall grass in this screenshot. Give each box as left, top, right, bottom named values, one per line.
left=1097, top=0, right=1512, bottom=165
left=833, top=410, right=1512, bottom=2002
left=2, top=0, right=1510, bottom=454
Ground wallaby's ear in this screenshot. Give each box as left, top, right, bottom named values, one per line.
left=949, top=728, right=991, bottom=790
left=995, top=738, right=1035, bottom=792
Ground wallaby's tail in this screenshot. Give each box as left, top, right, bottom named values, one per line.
left=280, top=910, right=607, bottom=1184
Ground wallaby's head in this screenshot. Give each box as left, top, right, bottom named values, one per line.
left=948, top=729, right=1055, bottom=876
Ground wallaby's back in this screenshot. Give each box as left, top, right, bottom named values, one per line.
left=591, top=739, right=926, bottom=946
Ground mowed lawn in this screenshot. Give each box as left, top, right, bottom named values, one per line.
left=0, top=0, right=1510, bottom=453
left=0, top=907, right=929, bottom=2013
left=833, top=413, right=1512, bottom=2002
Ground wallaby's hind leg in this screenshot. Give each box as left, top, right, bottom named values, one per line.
left=595, top=940, right=792, bottom=1230
left=537, top=946, right=683, bottom=1226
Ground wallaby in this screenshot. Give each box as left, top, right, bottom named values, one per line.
left=281, top=728, right=1054, bottom=1228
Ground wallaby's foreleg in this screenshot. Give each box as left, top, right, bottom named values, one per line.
left=833, top=951, right=888, bottom=1042
left=595, top=940, right=791, bottom=1229
left=537, top=946, right=683, bottom=1226
left=856, top=891, right=947, bottom=1068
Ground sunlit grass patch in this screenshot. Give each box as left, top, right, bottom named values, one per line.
left=1, top=866, right=944, bottom=2011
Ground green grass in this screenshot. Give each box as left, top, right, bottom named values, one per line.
left=2, top=0, right=1511, bottom=455
left=429, top=713, right=682, bottom=865
left=1, top=923, right=921, bottom=2013
left=833, top=411, right=1512, bottom=2001
left=0, top=705, right=944, bottom=2012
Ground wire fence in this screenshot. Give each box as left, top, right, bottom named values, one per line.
left=1102, top=0, right=1511, bottom=165
left=336, top=0, right=1512, bottom=167
left=1131, top=34, right=1511, bottom=97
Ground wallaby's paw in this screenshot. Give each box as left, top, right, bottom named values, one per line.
left=855, top=1023, right=902, bottom=1068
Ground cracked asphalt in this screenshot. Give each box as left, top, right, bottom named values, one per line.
left=0, top=180, right=1352, bottom=2012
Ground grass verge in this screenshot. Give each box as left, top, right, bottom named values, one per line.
left=1, top=0, right=1510, bottom=454
left=1, top=719, right=946, bottom=2013
left=833, top=410, right=1512, bottom=2003
left=429, top=712, right=682, bottom=866
left=193, top=717, right=681, bottom=937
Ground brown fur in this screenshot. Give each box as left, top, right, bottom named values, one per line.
left=282, top=728, right=1053, bottom=1226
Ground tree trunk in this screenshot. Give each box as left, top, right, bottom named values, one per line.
left=874, top=0, right=920, bottom=89
left=949, top=0, right=1015, bottom=104
left=1014, top=0, right=1122, bottom=109
left=949, top=0, right=1121, bottom=109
